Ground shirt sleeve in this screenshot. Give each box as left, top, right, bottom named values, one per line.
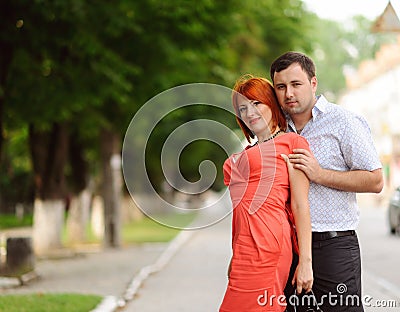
left=340, top=114, right=382, bottom=171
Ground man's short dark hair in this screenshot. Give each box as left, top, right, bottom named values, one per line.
left=270, top=51, right=316, bottom=82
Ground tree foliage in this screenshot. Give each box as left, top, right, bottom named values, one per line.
left=0, top=0, right=332, bottom=211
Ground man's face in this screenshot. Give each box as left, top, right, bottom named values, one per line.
left=272, top=63, right=317, bottom=117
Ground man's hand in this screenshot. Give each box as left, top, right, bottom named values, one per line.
left=288, top=149, right=322, bottom=183
left=280, top=153, right=294, bottom=172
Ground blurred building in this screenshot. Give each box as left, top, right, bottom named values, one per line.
left=339, top=35, right=400, bottom=191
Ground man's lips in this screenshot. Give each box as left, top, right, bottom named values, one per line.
left=285, top=100, right=297, bottom=106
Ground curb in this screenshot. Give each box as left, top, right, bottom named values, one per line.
left=90, top=229, right=194, bottom=312
left=0, top=270, right=40, bottom=289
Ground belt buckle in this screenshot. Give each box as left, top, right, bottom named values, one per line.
left=328, top=231, right=338, bottom=239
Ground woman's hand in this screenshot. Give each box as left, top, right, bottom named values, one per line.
left=293, top=260, right=313, bottom=294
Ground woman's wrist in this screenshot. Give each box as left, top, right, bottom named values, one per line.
left=298, top=255, right=312, bottom=264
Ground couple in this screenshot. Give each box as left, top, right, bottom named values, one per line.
left=219, top=52, right=383, bottom=312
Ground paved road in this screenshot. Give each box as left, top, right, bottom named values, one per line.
left=122, top=194, right=400, bottom=312
left=122, top=213, right=232, bottom=312
left=358, top=194, right=400, bottom=311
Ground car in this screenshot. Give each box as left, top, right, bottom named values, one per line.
left=388, top=186, right=400, bottom=234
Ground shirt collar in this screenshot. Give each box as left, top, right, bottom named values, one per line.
left=312, top=94, right=328, bottom=118
left=285, top=94, right=328, bottom=132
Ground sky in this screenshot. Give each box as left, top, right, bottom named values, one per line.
left=302, top=0, right=400, bottom=22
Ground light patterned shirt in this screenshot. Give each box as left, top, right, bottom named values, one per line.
left=287, top=95, right=382, bottom=232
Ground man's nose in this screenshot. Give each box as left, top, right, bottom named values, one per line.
left=286, top=86, right=294, bottom=98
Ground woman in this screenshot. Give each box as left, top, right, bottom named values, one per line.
left=219, top=75, right=313, bottom=311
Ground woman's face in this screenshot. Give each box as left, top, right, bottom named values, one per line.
left=237, top=99, right=273, bottom=138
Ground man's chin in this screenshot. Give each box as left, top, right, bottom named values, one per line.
left=284, top=107, right=300, bottom=114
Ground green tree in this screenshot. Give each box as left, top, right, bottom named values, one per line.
left=135, top=0, right=317, bottom=198
left=226, top=0, right=315, bottom=78
left=0, top=0, right=322, bottom=252
left=1, top=0, right=138, bottom=251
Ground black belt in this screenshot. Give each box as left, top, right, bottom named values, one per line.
left=312, top=230, right=356, bottom=241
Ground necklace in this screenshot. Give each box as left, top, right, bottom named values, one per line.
left=261, top=130, right=283, bottom=143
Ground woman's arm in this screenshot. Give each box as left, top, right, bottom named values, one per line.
left=281, top=154, right=313, bottom=293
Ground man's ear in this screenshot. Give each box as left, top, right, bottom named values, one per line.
left=311, top=76, right=318, bottom=93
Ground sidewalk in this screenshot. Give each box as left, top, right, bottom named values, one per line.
left=0, top=193, right=233, bottom=312
left=0, top=228, right=169, bottom=310
left=122, top=213, right=231, bottom=312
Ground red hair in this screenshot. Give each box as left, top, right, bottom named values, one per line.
left=232, top=75, right=287, bottom=143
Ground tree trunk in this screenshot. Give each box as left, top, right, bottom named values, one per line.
left=66, top=189, right=92, bottom=245
left=29, top=123, right=69, bottom=255
left=32, top=199, right=65, bottom=255
left=100, top=128, right=122, bottom=248
left=0, top=39, right=14, bottom=162
left=91, top=195, right=105, bottom=239
left=66, top=133, right=91, bottom=245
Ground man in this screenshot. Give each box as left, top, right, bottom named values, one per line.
left=270, top=51, right=383, bottom=312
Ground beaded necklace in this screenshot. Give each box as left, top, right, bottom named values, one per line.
left=261, top=130, right=283, bottom=143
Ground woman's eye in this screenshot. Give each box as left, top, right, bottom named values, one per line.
left=239, top=107, right=246, bottom=113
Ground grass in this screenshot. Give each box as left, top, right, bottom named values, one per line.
left=0, top=293, right=102, bottom=312
left=60, top=211, right=198, bottom=245
left=0, top=214, right=33, bottom=230
left=121, top=212, right=197, bottom=244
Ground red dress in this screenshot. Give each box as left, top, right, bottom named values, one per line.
left=219, top=133, right=310, bottom=312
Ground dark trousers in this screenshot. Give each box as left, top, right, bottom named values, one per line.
left=285, top=233, right=364, bottom=312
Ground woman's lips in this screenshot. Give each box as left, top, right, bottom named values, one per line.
left=249, top=117, right=261, bottom=125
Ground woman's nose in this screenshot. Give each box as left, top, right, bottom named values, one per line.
left=246, top=104, right=257, bottom=117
